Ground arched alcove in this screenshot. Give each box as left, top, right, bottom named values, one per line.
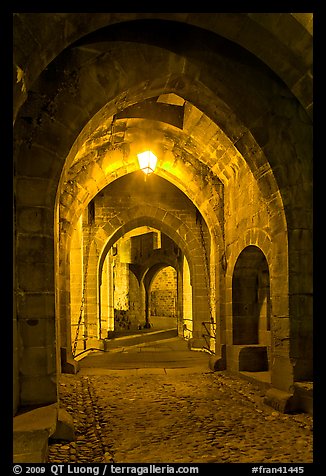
left=231, top=245, right=271, bottom=372
left=232, top=245, right=270, bottom=345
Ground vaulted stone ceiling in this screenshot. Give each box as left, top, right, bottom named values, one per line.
left=13, top=13, right=313, bottom=122
left=13, top=13, right=313, bottom=248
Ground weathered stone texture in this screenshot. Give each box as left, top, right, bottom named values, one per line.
left=13, top=14, right=312, bottom=418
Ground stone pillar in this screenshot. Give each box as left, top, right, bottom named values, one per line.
left=190, top=260, right=211, bottom=348
left=15, top=204, right=57, bottom=406
left=84, top=240, right=100, bottom=346
left=182, top=256, right=193, bottom=339
left=13, top=298, right=20, bottom=415
left=99, top=253, right=110, bottom=339
left=269, top=240, right=293, bottom=393
left=108, top=256, right=115, bottom=332
left=258, top=269, right=271, bottom=364
left=139, top=281, right=147, bottom=327
left=176, top=263, right=184, bottom=336
left=70, top=217, right=83, bottom=355
left=209, top=253, right=227, bottom=371
left=113, top=261, right=131, bottom=330
left=288, top=229, right=313, bottom=381
left=128, top=271, right=142, bottom=329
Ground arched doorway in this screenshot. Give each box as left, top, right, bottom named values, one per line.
left=232, top=245, right=271, bottom=372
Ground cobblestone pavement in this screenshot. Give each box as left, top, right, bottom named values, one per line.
left=48, top=369, right=313, bottom=464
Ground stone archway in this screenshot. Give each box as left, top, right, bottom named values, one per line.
left=62, top=187, right=220, bottom=371
left=13, top=14, right=312, bottom=416
left=94, top=211, right=215, bottom=351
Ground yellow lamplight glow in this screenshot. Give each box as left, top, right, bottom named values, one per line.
left=137, top=150, right=158, bottom=175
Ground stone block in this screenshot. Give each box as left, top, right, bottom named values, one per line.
left=273, top=337, right=290, bottom=355
left=17, top=234, right=54, bottom=263
left=290, top=318, right=313, bottom=353
left=18, top=318, right=55, bottom=347
left=188, top=336, right=207, bottom=350
left=15, top=177, right=53, bottom=207
left=263, top=388, right=296, bottom=413
left=35, top=115, right=75, bottom=158
left=52, top=407, right=75, bottom=441
left=238, top=346, right=269, bottom=371
left=293, top=382, right=313, bottom=415
left=61, top=347, right=80, bottom=374
left=16, top=143, right=59, bottom=178
left=287, top=207, right=312, bottom=230
left=13, top=322, right=20, bottom=416
left=209, top=344, right=226, bottom=371
left=13, top=403, right=58, bottom=462
left=226, top=344, right=269, bottom=372
left=16, top=292, right=55, bottom=320
left=292, top=357, right=313, bottom=382
left=20, top=375, right=57, bottom=406
left=13, top=430, right=49, bottom=463
left=14, top=403, right=57, bottom=434
left=271, top=355, right=294, bottom=392
left=272, top=317, right=290, bottom=340
left=17, top=206, right=53, bottom=234
left=20, top=345, right=56, bottom=376
left=289, top=294, right=313, bottom=322
left=289, top=272, right=313, bottom=295
left=271, top=294, right=289, bottom=318
left=50, top=99, right=87, bottom=137
left=17, top=262, right=54, bottom=292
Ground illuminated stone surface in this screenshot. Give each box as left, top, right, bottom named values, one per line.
left=13, top=13, right=313, bottom=463
left=48, top=355, right=312, bottom=463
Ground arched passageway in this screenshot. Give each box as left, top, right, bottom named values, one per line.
left=13, top=16, right=313, bottom=457
left=65, top=171, right=216, bottom=364
left=232, top=246, right=270, bottom=346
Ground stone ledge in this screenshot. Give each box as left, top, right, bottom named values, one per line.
left=209, top=344, right=226, bottom=371
left=53, top=408, right=75, bottom=441
left=13, top=403, right=57, bottom=463
left=13, top=403, right=75, bottom=463
left=293, top=381, right=313, bottom=415
left=61, top=347, right=80, bottom=374
left=263, top=388, right=296, bottom=413
left=264, top=382, right=313, bottom=415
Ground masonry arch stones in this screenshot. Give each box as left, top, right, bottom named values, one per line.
left=13, top=14, right=312, bottom=410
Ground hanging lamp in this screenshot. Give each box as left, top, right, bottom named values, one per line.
left=137, top=150, right=158, bottom=175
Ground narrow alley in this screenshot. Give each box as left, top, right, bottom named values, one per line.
left=48, top=332, right=313, bottom=465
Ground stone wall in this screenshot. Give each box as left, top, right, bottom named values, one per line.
left=150, top=267, right=177, bottom=317
left=13, top=13, right=312, bottom=414
left=78, top=172, right=218, bottom=346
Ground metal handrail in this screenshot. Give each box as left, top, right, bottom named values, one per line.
left=202, top=320, right=216, bottom=353
left=202, top=320, right=216, bottom=339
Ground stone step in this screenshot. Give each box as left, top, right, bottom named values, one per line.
left=103, top=327, right=178, bottom=351
left=14, top=404, right=75, bottom=463
left=13, top=404, right=57, bottom=463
